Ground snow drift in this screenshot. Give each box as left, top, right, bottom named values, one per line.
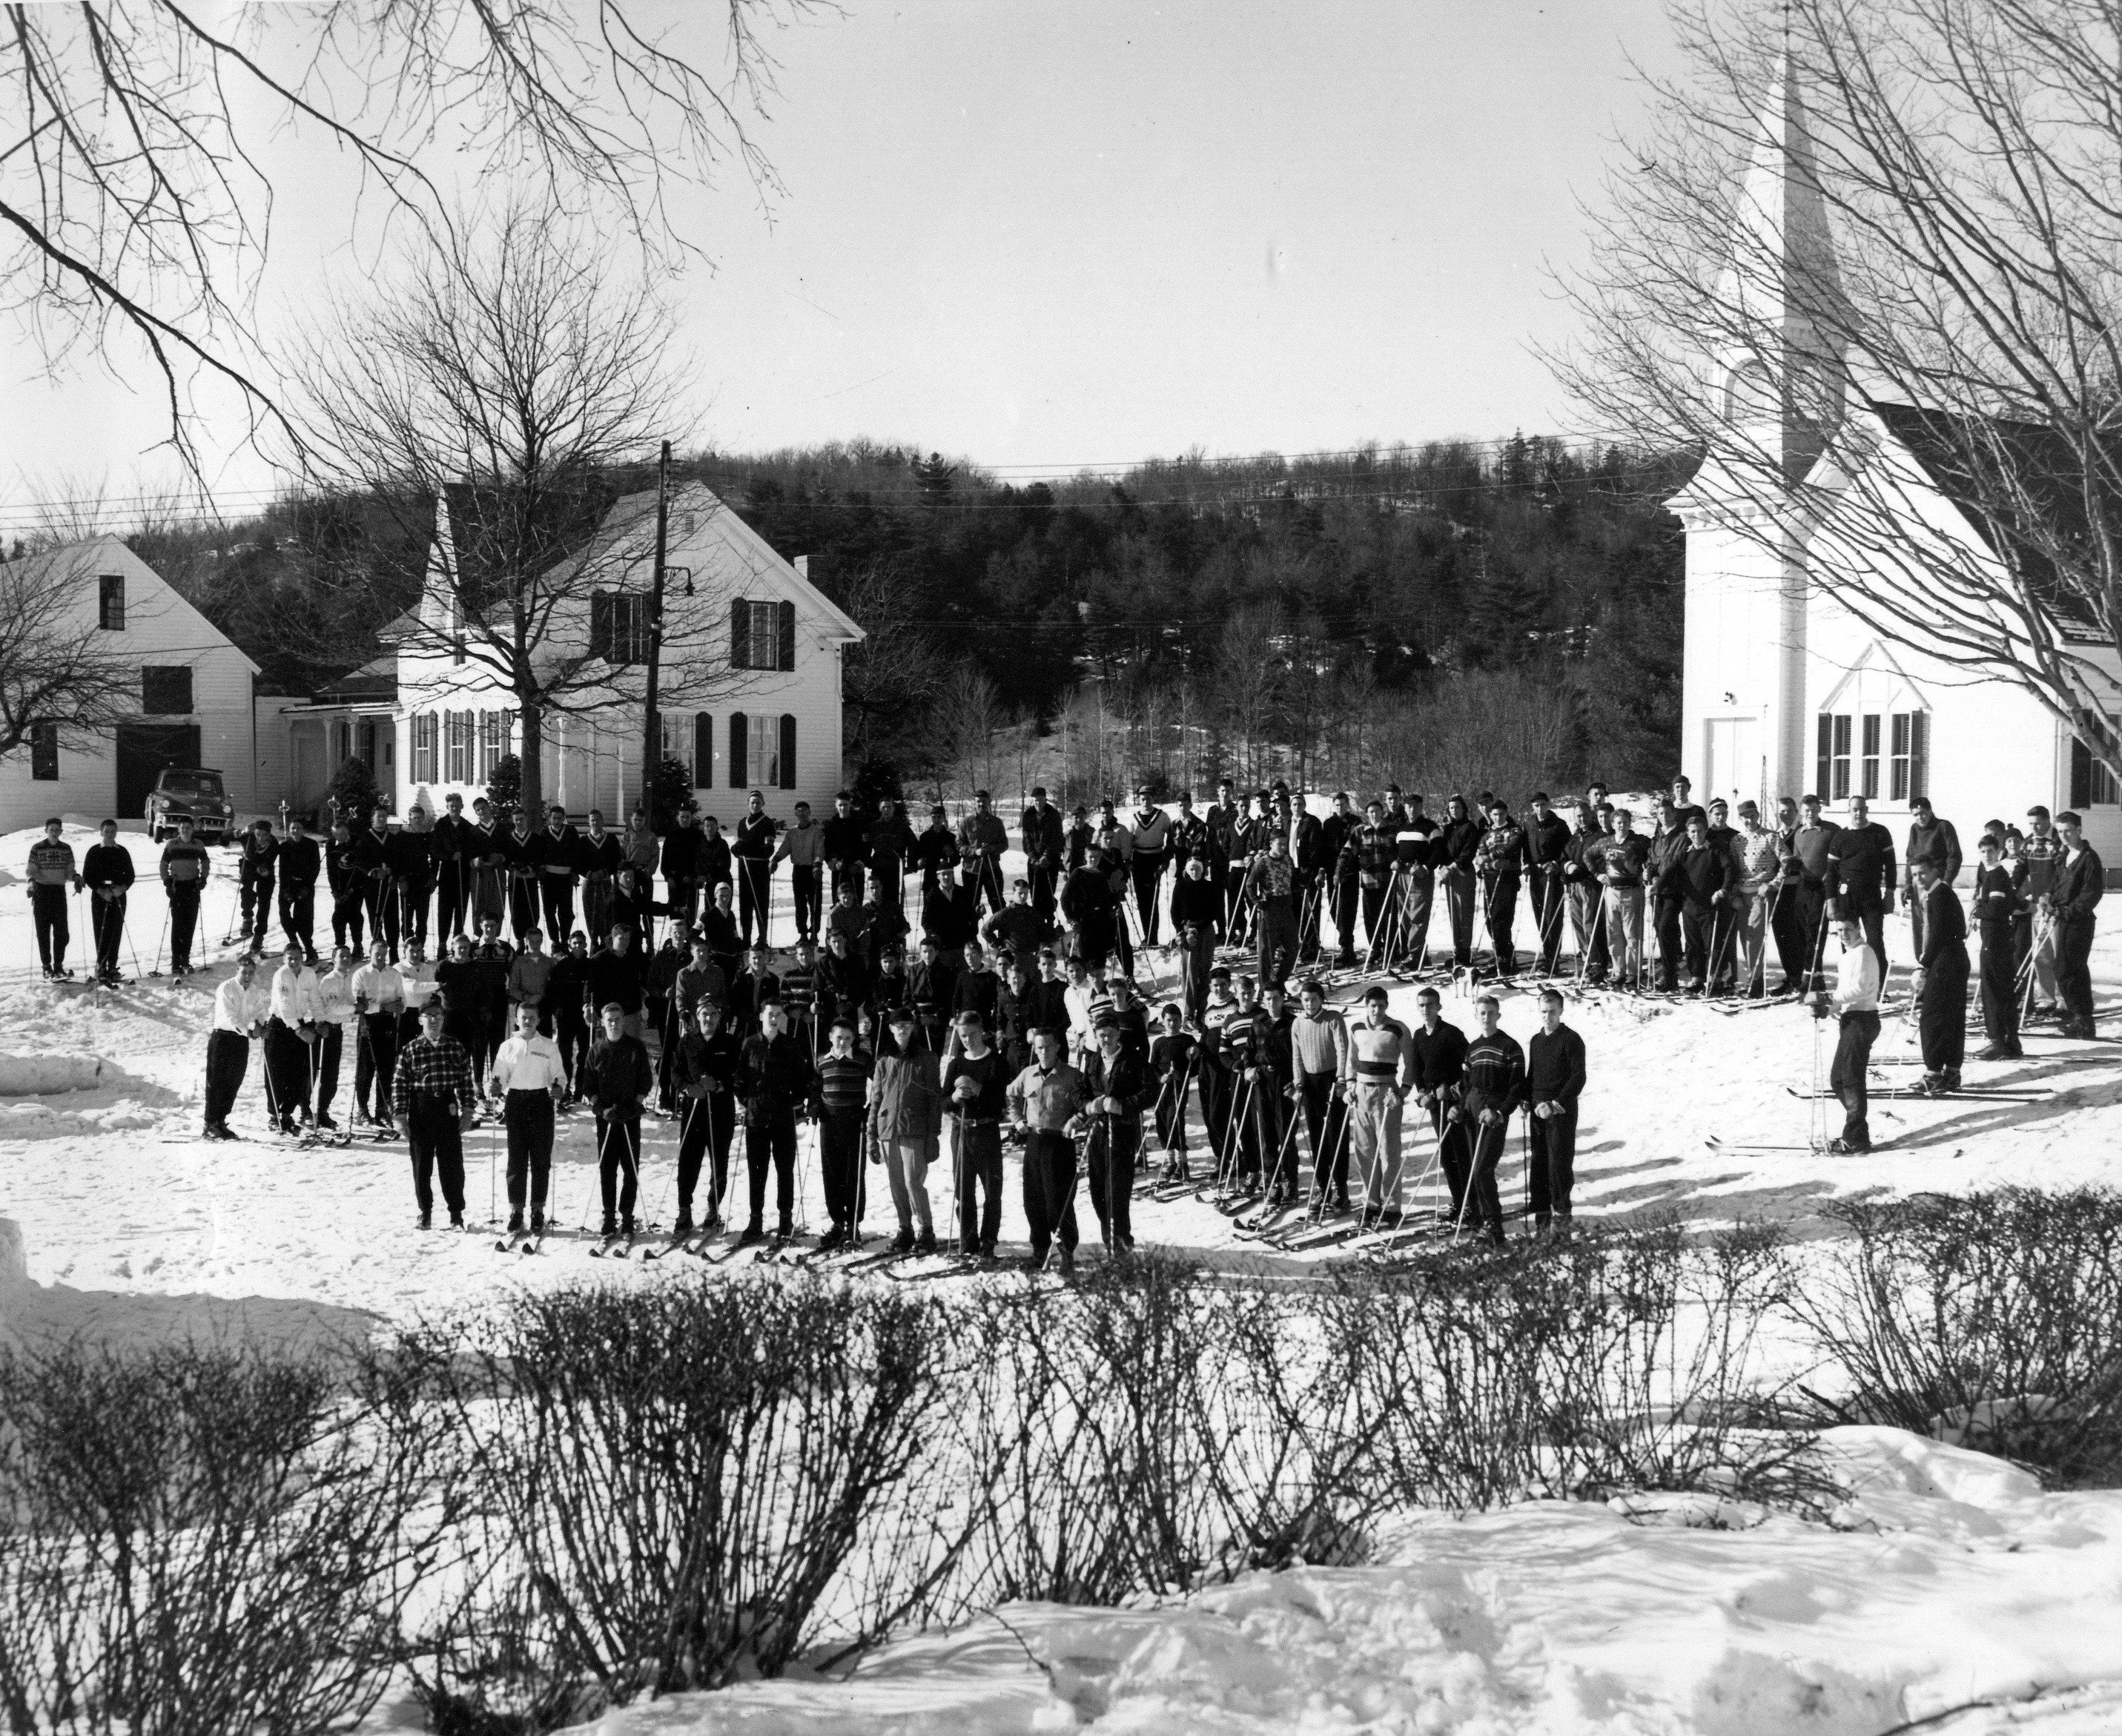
left=0, top=1052, right=104, bottom=1095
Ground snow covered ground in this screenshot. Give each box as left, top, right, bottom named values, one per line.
left=5, top=816, right=2121, bottom=1732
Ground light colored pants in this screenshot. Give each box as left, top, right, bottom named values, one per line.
left=1603, top=886, right=1644, bottom=982
left=886, top=1137, right=933, bottom=1232
left=1349, top=1083, right=1404, bottom=1208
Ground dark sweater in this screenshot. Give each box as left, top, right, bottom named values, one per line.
left=1525, top=1024, right=1587, bottom=1111
left=1407, top=1020, right=1469, bottom=1095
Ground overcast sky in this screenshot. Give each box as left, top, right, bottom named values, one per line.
left=1, top=0, right=1681, bottom=524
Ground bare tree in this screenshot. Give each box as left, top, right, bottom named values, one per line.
left=285, top=201, right=722, bottom=813
left=834, top=560, right=945, bottom=766
left=1554, top=0, right=2122, bottom=785
left=1, top=0, right=813, bottom=471
left=0, top=544, right=137, bottom=763
left=933, top=666, right=1004, bottom=802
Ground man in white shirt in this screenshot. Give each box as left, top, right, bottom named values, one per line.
left=313, top=945, right=357, bottom=1134
left=489, top=1002, right=568, bottom=1235
left=351, top=940, right=406, bottom=1134
left=265, top=942, right=323, bottom=1134
left=397, top=936, right=440, bottom=1048
left=1819, top=918, right=1884, bottom=1155
left=1062, top=957, right=1099, bottom=1069
left=203, top=954, right=268, bottom=1140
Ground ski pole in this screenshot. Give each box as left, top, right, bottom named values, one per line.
left=489, top=1118, right=499, bottom=1225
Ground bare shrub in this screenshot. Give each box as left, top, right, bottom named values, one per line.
left=0, top=1339, right=451, bottom=1736
left=1792, top=1189, right=2122, bottom=1486
left=414, top=1274, right=987, bottom=1719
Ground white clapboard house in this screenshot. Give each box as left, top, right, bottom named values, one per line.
left=0, top=535, right=274, bottom=834
left=1673, top=79, right=2122, bottom=871
left=286, top=481, right=863, bottom=824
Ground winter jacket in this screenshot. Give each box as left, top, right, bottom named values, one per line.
left=869, top=1048, right=942, bottom=1150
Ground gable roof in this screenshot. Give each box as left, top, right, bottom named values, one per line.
left=0, top=534, right=263, bottom=673
left=1868, top=400, right=2113, bottom=644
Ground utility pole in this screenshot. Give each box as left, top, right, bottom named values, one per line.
left=641, top=440, right=671, bottom=828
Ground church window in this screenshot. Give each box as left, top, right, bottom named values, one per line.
left=1816, top=713, right=1854, bottom=802
left=1860, top=713, right=1882, bottom=799
left=2070, top=727, right=2119, bottom=807
left=1890, top=713, right=1929, bottom=803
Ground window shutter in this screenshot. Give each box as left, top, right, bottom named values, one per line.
left=1909, top=712, right=1929, bottom=803
left=589, top=591, right=612, bottom=661
left=777, top=600, right=796, bottom=672
left=1814, top=715, right=1831, bottom=802
left=694, top=713, right=713, bottom=788
left=779, top=713, right=798, bottom=790
left=731, top=598, right=750, bottom=670
left=730, top=712, right=748, bottom=786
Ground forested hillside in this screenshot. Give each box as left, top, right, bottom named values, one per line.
left=102, top=433, right=1688, bottom=804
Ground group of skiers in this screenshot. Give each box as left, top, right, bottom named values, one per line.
left=24, top=766, right=2107, bottom=1253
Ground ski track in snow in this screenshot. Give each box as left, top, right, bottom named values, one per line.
left=5, top=818, right=2122, bottom=1732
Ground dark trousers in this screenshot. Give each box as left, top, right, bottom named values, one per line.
left=507, top=877, right=537, bottom=943
left=90, top=891, right=125, bottom=975
left=169, top=883, right=202, bottom=969
left=1653, top=895, right=1684, bottom=990
left=1978, top=927, right=2021, bottom=1048
left=1797, top=880, right=1831, bottom=989
left=1851, top=905, right=1888, bottom=970
left=407, top=1092, right=466, bottom=1218
left=1152, top=1069, right=1191, bottom=1155
left=598, top=1111, right=642, bottom=1222
left=1086, top=1118, right=1135, bottom=1247
left=819, top=1106, right=866, bottom=1227
left=356, top=1012, right=399, bottom=1121
left=1329, top=877, right=1358, bottom=958
left=1029, top=859, right=1056, bottom=928
left=1919, top=947, right=1969, bottom=1077
left=31, top=885, right=68, bottom=972
left=360, top=879, right=389, bottom=956
left=315, top=1024, right=343, bottom=1116
left=244, top=877, right=275, bottom=948
left=581, top=877, right=612, bottom=946
left=504, top=1090, right=555, bottom=1212
left=1530, top=870, right=1564, bottom=973
left=667, top=879, right=702, bottom=928
left=400, top=879, right=430, bottom=951
left=745, top=1109, right=798, bottom=1227
left=676, top=1094, right=736, bottom=1221
left=1022, top=1128, right=1080, bottom=1260
left=738, top=857, right=773, bottom=947
left=2057, top=914, right=2097, bottom=1027
left=1300, top=1072, right=1347, bottom=1199
left=1461, top=1118, right=1507, bottom=1238
left=1255, top=897, right=1298, bottom=992
left=557, top=1010, right=590, bottom=1098
left=279, top=883, right=316, bottom=958
left=331, top=887, right=366, bottom=955
left=1361, top=881, right=1390, bottom=959
left=1130, top=857, right=1164, bottom=945
left=1429, top=1099, right=1473, bottom=1218
left=1768, top=881, right=1806, bottom=989
left=1444, top=871, right=1477, bottom=967
left=264, top=1017, right=314, bottom=1126
left=1200, top=1063, right=1234, bottom=1166
left=204, top=1029, right=249, bottom=1127
left=953, top=1119, right=1004, bottom=1253
left=1680, top=902, right=1713, bottom=987
left=1831, top=1011, right=1880, bottom=1148
left=437, top=862, right=469, bottom=943
left=1527, top=1106, right=1577, bottom=1222
left=1295, top=873, right=1322, bottom=961
left=538, top=878, right=574, bottom=947
left=793, top=864, right=822, bottom=940
left=1485, top=877, right=1519, bottom=976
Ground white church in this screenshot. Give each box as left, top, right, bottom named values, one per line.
left=1671, top=80, right=2122, bottom=873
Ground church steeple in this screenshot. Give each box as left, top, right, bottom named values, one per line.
left=1713, top=57, right=1849, bottom=481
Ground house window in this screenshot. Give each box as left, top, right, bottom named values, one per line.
left=730, top=598, right=796, bottom=670
left=411, top=712, right=439, bottom=782
left=730, top=711, right=796, bottom=788
left=446, top=710, right=473, bottom=784
left=1816, top=713, right=1853, bottom=802
left=479, top=710, right=509, bottom=780
left=98, top=574, right=125, bottom=630
left=142, top=666, right=193, bottom=715
left=30, top=722, right=58, bottom=780
left=1891, top=713, right=1929, bottom=802
left=2069, top=725, right=2121, bottom=807
left=1860, top=713, right=1882, bottom=799
left=591, top=591, right=650, bottom=664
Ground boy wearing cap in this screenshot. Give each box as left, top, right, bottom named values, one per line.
left=1971, top=833, right=2024, bottom=1060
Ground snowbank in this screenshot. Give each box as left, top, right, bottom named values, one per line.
left=0, top=1218, right=25, bottom=1288
left=0, top=1052, right=105, bottom=1095
left=576, top=1428, right=2122, bottom=1735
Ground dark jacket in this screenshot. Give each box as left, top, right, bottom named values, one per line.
left=1917, top=882, right=1969, bottom=966
left=738, top=1029, right=813, bottom=1124
left=1526, top=1024, right=1587, bottom=1111
left=584, top=1032, right=654, bottom=1119
left=586, top=946, right=648, bottom=1017
left=277, top=835, right=322, bottom=891
left=83, top=842, right=136, bottom=895
left=2052, top=845, right=2106, bottom=923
